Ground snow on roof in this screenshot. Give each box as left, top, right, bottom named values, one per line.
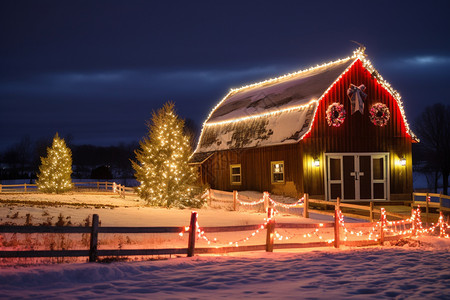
left=191, top=56, right=356, bottom=158
left=207, top=58, right=355, bottom=124
left=196, top=102, right=318, bottom=154
left=190, top=48, right=418, bottom=163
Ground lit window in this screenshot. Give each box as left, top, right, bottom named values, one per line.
left=271, top=161, right=285, bottom=184
left=230, top=164, right=242, bottom=185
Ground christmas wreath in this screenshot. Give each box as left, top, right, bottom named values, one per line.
left=326, top=103, right=346, bottom=127
left=369, top=103, right=390, bottom=126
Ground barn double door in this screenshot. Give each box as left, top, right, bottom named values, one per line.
left=325, top=153, right=389, bottom=201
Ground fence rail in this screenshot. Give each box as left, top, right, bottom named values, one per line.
left=411, top=192, right=450, bottom=225
left=3, top=203, right=446, bottom=262
left=207, top=189, right=410, bottom=221
left=0, top=181, right=136, bottom=198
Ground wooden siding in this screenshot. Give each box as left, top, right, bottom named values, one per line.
left=301, top=59, right=413, bottom=197
left=201, top=144, right=304, bottom=198
left=199, top=59, right=413, bottom=199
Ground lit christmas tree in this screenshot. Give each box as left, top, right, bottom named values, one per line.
left=36, top=133, right=74, bottom=193
left=133, top=103, right=203, bottom=208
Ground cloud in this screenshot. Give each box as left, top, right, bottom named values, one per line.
left=55, top=71, right=131, bottom=83
left=402, top=55, right=450, bottom=66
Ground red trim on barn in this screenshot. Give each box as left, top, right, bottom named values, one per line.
left=304, top=59, right=413, bottom=144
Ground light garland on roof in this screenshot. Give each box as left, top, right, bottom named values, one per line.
left=206, top=101, right=318, bottom=127
left=192, top=47, right=418, bottom=155
left=354, top=48, right=418, bottom=141
left=193, top=54, right=355, bottom=153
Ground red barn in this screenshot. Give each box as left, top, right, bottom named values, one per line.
left=190, top=48, right=418, bottom=201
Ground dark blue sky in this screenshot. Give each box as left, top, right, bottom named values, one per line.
left=1, top=0, right=449, bottom=151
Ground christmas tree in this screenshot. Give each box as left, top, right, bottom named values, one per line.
left=36, top=133, right=74, bottom=193
left=133, top=102, right=203, bottom=208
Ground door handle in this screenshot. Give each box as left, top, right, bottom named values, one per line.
left=350, top=172, right=359, bottom=180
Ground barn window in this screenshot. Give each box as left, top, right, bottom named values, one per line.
left=271, top=161, right=285, bottom=184
left=230, top=164, right=242, bottom=185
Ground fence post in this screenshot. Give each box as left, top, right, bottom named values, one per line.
left=265, top=207, right=275, bottom=252
left=439, top=193, right=443, bottom=213
left=411, top=209, right=416, bottom=236
left=263, top=192, right=269, bottom=212
left=0, top=184, right=2, bottom=193
left=89, top=214, right=99, bottom=262
left=369, top=202, right=374, bottom=222
left=380, top=208, right=385, bottom=246
left=24, top=183, right=27, bottom=192
left=425, top=193, right=429, bottom=227
left=97, top=182, right=99, bottom=190
left=303, top=193, right=309, bottom=218
left=439, top=211, right=444, bottom=238
left=334, top=206, right=340, bottom=248
left=187, top=211, right=198, bottom=257
left=233, top=190, right=237, bottom=211
left=121, top=185, right=125, bottom=198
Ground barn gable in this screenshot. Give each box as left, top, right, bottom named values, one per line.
left=191, top=48, right=416, bottom=164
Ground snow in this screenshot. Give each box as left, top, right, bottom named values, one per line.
left=207, top=58, right=354, bottom=123
left=196, top=104, right=317, bottom=152
left=1, top=193, right=450, bottom=299
left=1, top=244, right=449, bottom=299
left=193, top=58, right=356, bottom=154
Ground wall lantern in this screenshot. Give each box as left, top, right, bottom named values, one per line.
left=400, top=157, right=406, bottom=167
left=314, top=158, right=320, bottom=167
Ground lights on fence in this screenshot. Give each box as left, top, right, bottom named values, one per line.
left=181, top=193, right=449, bottom=252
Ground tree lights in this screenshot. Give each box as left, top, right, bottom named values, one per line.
left=36, top=133, right=73, bottom=193
left=132, top=103, right=203, bottom=208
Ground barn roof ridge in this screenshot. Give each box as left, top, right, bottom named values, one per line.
left=203, top=53, right=357, bottom=126
left=191, top=48, right=417, bottom=158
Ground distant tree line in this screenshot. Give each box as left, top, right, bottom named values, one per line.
left=413, top=103, right=450, bottom=195
left=0, top=116, right=199, bottom=187
left=0, top=136, right=138, bottom=184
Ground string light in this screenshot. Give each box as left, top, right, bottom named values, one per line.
left=354, top=49, right=418, bottom=141
left=180, top=202, right=449, bottom=251
left=36, top=133, right=73, bottom=193
left=192, top=47, right=418, bottom=157
left=235, top=191, right=304, bottom=208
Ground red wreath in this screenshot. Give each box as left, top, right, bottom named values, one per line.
left=326, top=103, right=346, bottom=127
left=369, top=103, right=390, bottom=126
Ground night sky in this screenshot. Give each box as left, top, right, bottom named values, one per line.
left=1, top=1, right=449, bottom=151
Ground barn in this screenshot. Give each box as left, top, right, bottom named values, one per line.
left=190, top=48, right=418, bottom=201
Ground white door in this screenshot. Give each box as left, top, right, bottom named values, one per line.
left=325, top=153, right=389, bottom=201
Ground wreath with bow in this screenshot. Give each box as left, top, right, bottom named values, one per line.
left=369, top=103, right=390, bottom=126
left=326, top=103, right=346, bottom=127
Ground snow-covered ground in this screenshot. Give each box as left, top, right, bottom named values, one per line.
left=1, top=242, right=449, bottom=299
left=1, top=193, right=450, bottom=299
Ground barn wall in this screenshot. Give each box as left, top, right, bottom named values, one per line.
left=201, top=144, right=304, bottom=198
left=302, top=59, right=414, bottom=199
left=199, top=59, right=414, bottom=200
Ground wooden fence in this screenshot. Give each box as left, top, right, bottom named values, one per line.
left=0, top=181, right=136, bottom=197
left=2, top=206, right=435, bottom=262
left=207, top=189, right=408, bottom=221
left=411, top=192, right=450, bottom=224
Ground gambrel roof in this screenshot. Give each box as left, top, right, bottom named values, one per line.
left=191, top=49, right=416, bottom=163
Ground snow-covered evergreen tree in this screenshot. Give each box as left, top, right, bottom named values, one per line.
left=132, top=103, right=202, bottom=208
left=36, top=133, right=73, bottom=193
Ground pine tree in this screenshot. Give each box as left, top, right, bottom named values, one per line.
left=36, top=133, right=73, bottom=193
left=132, top=102, right=202, bottom=208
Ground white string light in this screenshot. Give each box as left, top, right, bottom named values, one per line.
left=192, top=47, right=418, bottom=157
